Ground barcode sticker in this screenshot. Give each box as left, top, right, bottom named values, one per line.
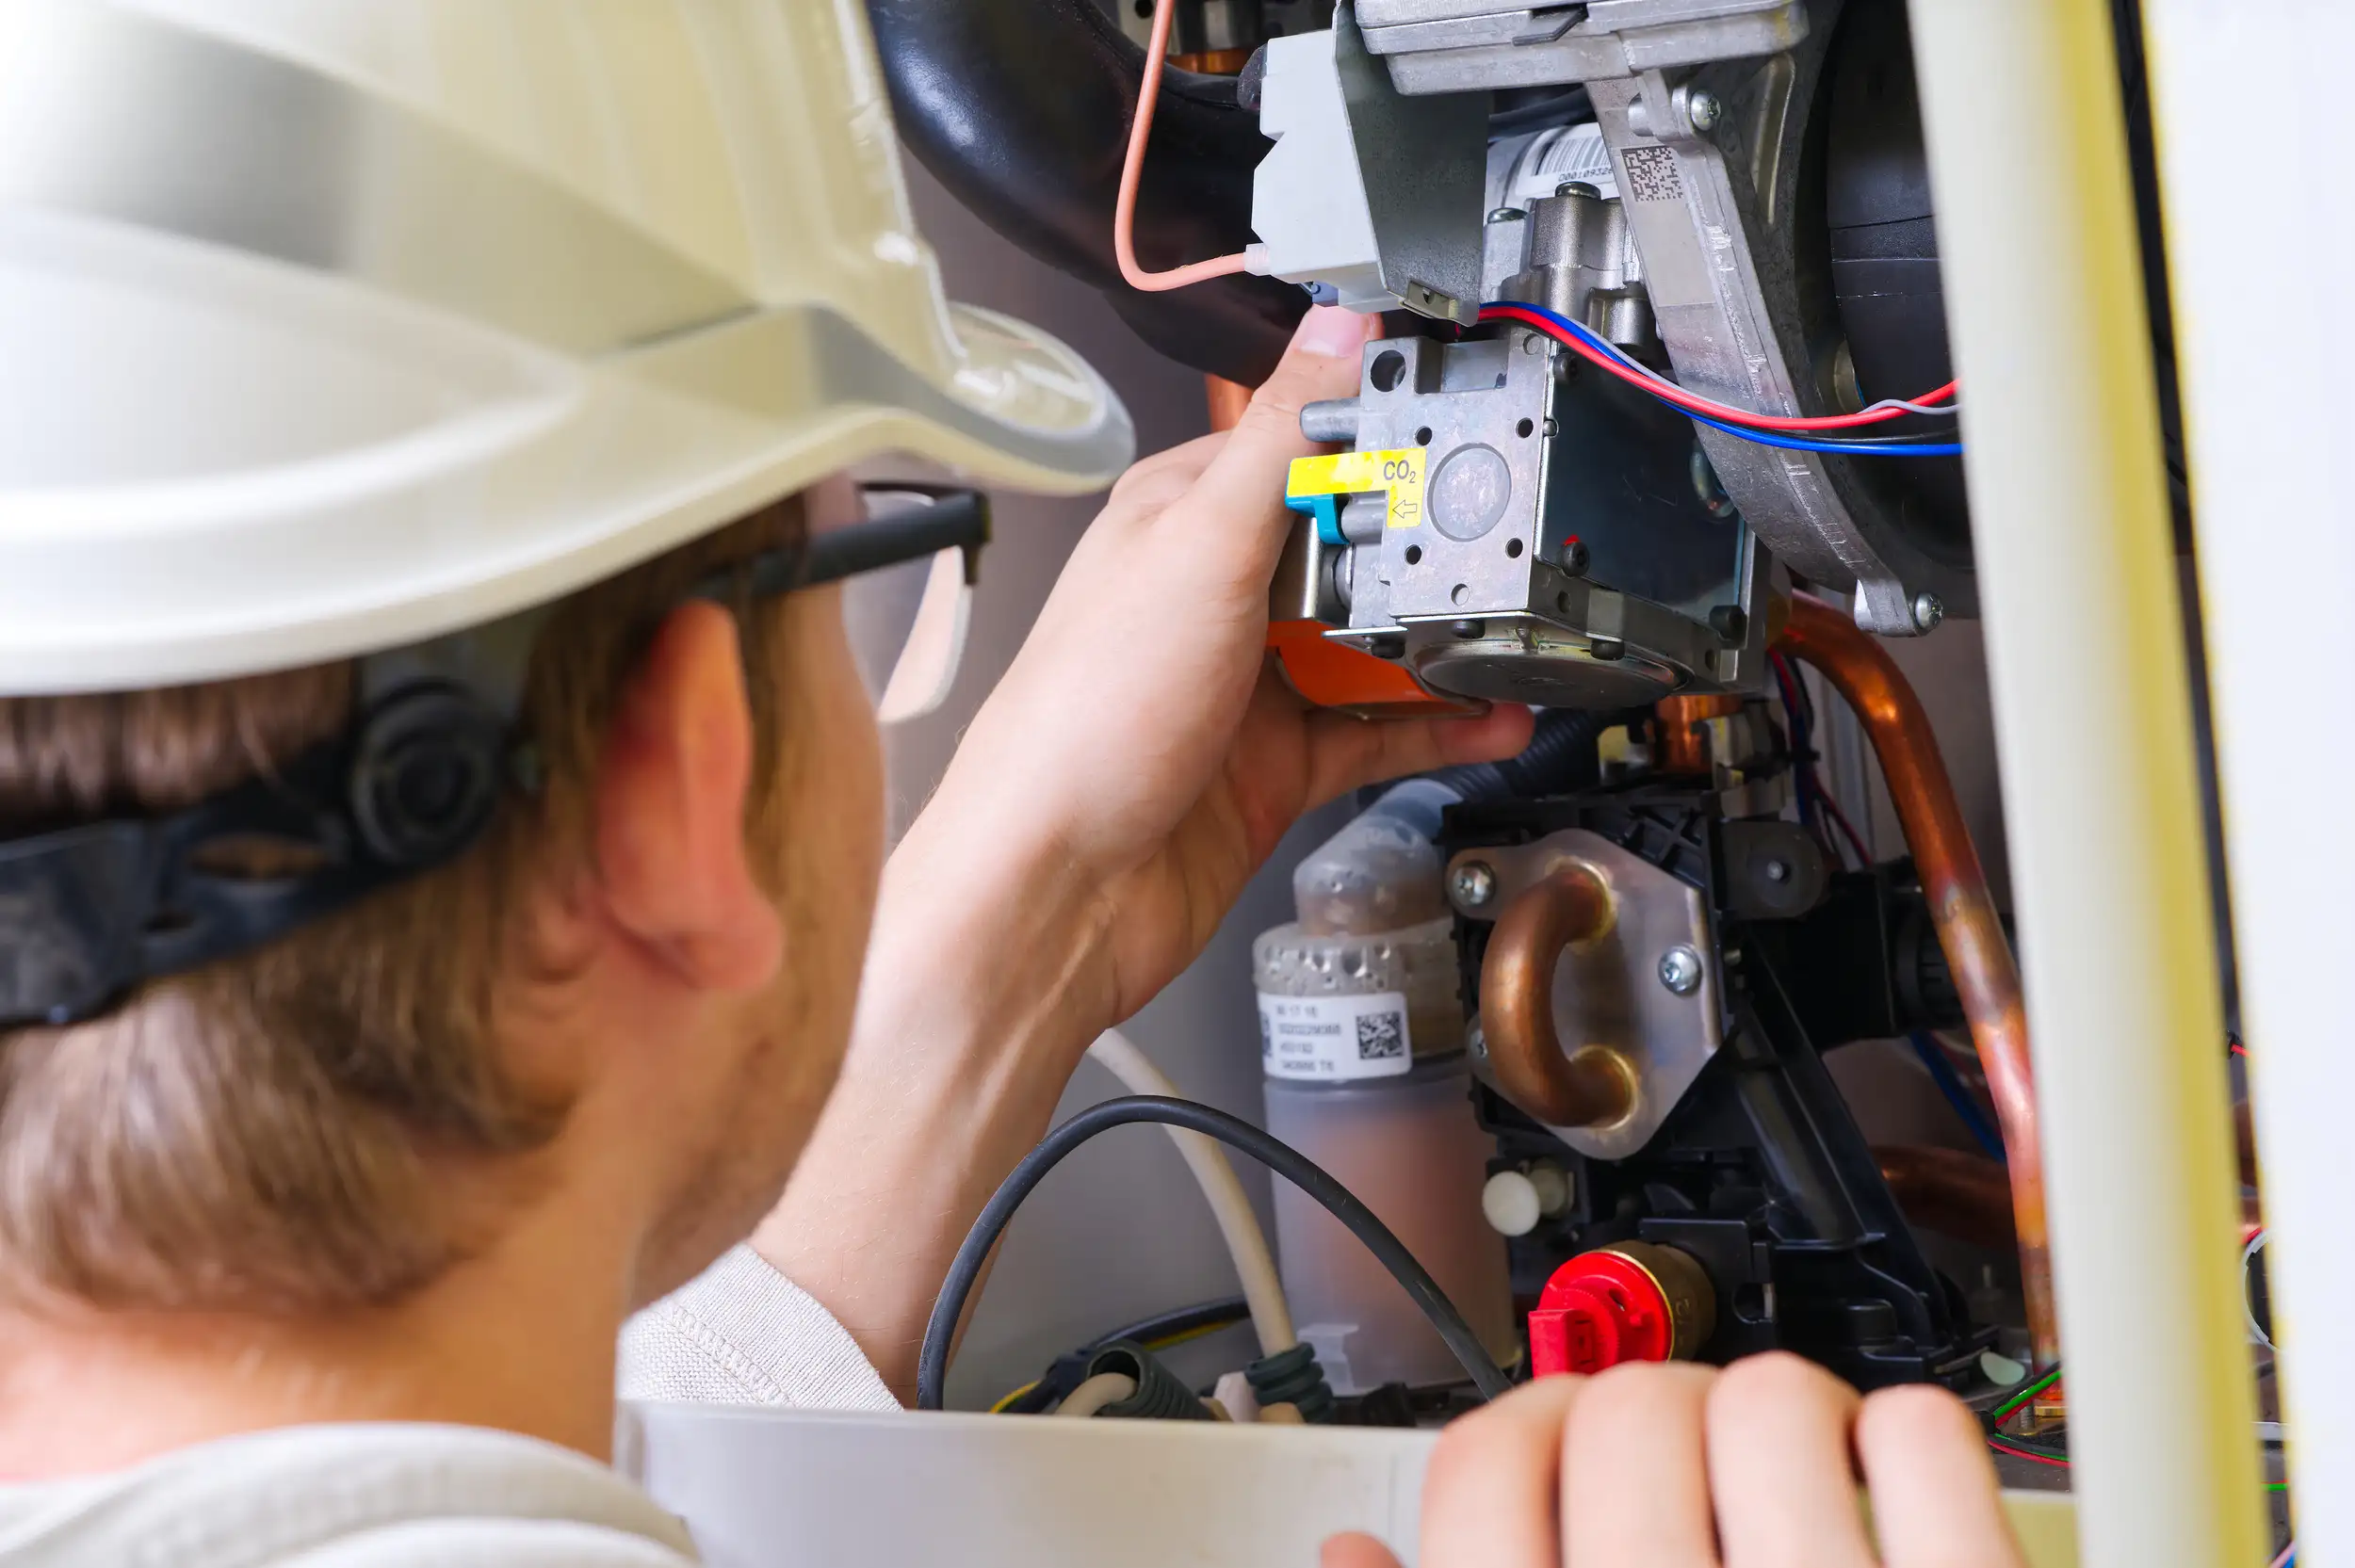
left=1618, top=144, right=1683, bottom=203
left=1486, top=122, right=1619, bottom=212
left=1258, top=991, right=1415, bottom=1081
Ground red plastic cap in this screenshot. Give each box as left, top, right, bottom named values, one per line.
left=1528, top=1249, right=1677, bottom=1378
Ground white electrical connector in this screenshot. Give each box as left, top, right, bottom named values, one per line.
left=1481, top=1171, right=1543, bottom=1237
left=1211, top=1369, right=1261, bottom=1426
left=1247, top=14, right=1486, bottom=321
left=1482, top=1162, right=1573, bottom=1237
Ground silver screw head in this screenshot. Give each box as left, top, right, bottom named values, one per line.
left=1658, top=945, right=1704, bottom=995
left=1688, top=89, right=1724, bottom=133
left=1911, top=591, right=1945, bottom=633
left=1450, top=861, right=1498, bottom=909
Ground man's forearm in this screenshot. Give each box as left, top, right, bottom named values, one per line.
left=747, top=817, right=1113, bottom=1402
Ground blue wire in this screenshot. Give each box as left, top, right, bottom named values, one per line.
left=1683, top=407, right=1966, bottom=459
left=1909, top=1031, right=2006, bottom=1161
left=1483, top=301, right=1966, bottom=458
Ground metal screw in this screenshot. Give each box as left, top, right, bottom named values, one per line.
left=1911, top=591, right=1945, bottom=633
left=1764, top=858, right=1791, bottom=883
left=1486, top=206, right=1524, bottom=225
left=1658, top=945, right=1704, bottom=995
left=1451, top=861, right=1498, bottom=910
left=1688, top=89, right=1723, bottom=133
left=1560, top=540, right=1591, bottom=575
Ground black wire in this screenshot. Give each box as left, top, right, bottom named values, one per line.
left=1002, top=1296, right=1252, bottom=1415
left=1488, top=87, right=1593, bottom=137
left=918, top=1096, right=1516, bottom=1410
left=1095, top=1296, right=1250, bottom=1351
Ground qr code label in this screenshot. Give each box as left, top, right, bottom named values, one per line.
left=1356, top=1010, right=1405, bottom=1061
left=1619, top=144, right=1683, bottom=203
left=1258, top=991, right=1415, bottom=1080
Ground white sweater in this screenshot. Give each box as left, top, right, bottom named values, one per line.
left=0, top=1248, right=891, bottom=1565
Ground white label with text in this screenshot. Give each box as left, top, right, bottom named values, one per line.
left=1257, top=992, right=1414, bottom=1081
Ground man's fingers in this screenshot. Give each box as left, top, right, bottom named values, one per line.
left=1168, top=306, right=1378, bottom=577
left=1857, top=1386, right=2029, bottom=1568
left=1322, top=1532, right=1405, bottom=1568
left=1106, top=429, right=1226, bottom=519
left=1421, top=1377, right=1588, bottom=1568
left=1299, top=702, right=1536, bottom=810
left=1706, top=1353, right=1879, bottom=1568
left=1561, top=1363, right=1722, bottom=1568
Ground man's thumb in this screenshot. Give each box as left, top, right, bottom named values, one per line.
left=1178, top=305, right=1380, bottom=576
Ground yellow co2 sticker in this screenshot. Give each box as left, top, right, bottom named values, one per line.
left=1286, top=447, right=1426, bottom=529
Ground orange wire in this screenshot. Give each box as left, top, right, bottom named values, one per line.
left=1116, top=0, right=1257, bottom=291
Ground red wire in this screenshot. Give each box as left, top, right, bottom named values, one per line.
left=1480, top=304, right=1958, bottom=432
left=1115, top=0, right=1255, bottom=291
left=1811, top=779, right=1875, bottom=870
left=1987, top=1440, right=2071, bottom=1470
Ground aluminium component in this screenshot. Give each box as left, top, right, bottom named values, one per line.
left=1452, top=829, right=1722, bottom=1159
left=1349, top=0, right=1977, bottom=634
left=1291, top=328, right=1767, bottom=708
left=1361, top=0, right=1807, bottom=80
left=1252, top=6, right=1488, bottom=321
left=1497, top=183, right=1655, bottom=350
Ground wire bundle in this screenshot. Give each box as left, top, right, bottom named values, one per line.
left=918, top=1096, right=1515, bottom=1411
left=1478, top=301, right=1963, bottom=458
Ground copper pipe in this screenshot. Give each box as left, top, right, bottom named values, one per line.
left=1876, top=1144, right=2018, bottom=1253
left=1776, top=595, right=2055, bottom=1365
left=1653, top=693, right=1745, bottom=776
left=1172, top=46, right=1256, bottom=74
left=1479, top=865, right=1637, bottom=1127
left=1205, top=376, right=1253, bottom=431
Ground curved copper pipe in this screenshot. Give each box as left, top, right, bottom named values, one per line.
left=1480, top=865, right=1637, bottom=1127
left=1653, top=693, right=1745, bottom=777
left=1777, top=595, right=2053, bottom=1364
left=1205, top=376, right=1253, bottom=431
left=1876, top=1144, right=2018, bottom=1253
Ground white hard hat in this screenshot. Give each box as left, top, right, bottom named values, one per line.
left=0, top=0, right=1135, bottom=694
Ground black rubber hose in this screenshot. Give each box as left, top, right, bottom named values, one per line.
left=1082, top=1340, right=1214, bottom=1420
left=1426, top=707, right=1605, bottom=802
left=865, top=0, right=1307, bottom=384
left=917, top=1096, right=1514, bottom=1410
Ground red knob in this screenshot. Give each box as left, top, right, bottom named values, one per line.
left=1527, top=1242, right=1716, bottom=1378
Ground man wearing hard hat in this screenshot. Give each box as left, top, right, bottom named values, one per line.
left=0, top=4, right=2020, bottom=1564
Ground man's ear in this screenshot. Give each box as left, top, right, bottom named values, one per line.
left=592, top=600, right=783, bottom=992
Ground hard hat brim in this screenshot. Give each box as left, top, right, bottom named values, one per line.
left=0, top=208, right=1133, bottom=694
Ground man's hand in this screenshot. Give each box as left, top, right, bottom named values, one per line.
left=917, top=302, right=1534, bottom=1029
left=755, top=306, right=1529, bottom=1399
left=1327, top=1355, right=2029, bottom=1568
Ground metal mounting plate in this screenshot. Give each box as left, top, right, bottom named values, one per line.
left=1450, top=827, right=1721, bottom=1158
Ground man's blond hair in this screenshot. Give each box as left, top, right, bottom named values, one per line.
left=0, top=497, right=808, bottom=1314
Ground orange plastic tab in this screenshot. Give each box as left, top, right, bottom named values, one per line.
left=1266, top=622, right=1484, bottom=719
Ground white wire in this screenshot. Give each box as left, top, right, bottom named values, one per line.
left=1054, top=1370, right=1140, bottom=1418
left=1086, top=1028, right=1298, bottom=1355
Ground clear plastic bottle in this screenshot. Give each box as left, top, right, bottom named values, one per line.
left=1254, top=781, right=1515, bottom=1394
